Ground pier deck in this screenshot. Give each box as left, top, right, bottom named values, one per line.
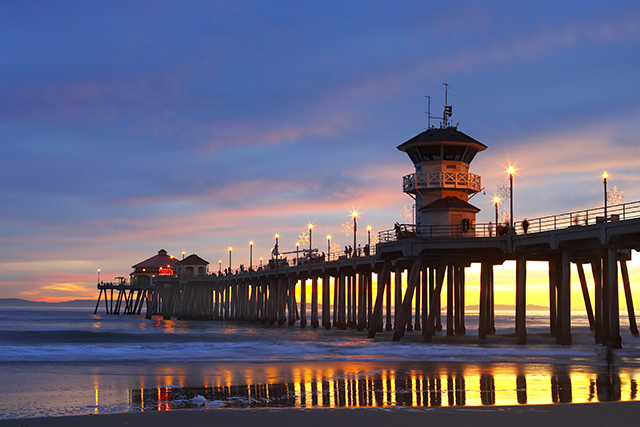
left=96, top=201, right=640, bottom=348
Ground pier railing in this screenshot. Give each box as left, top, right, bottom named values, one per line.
left=378, top=223, right=495, bottom=243
left=402, top=171, right=481, bottom=193
left=378, top=200, right=640, bottom=243
left=513, top=200, right=640, bottom=234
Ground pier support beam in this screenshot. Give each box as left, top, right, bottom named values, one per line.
left=576, top=263, right=595, bottom=331
left=393, top=258, right=422, bottom=341
left=478, top=262, right=490, bottom=339
left=423, top=265, right=446, bottom=343
left=394, top=266, right=403, bottom=329
left=606, top=246, right=621, bottom=348
left=515, top=255, right=527, bottom=344
left=311, top=276, right=319, bottom=328
left=620, top=259, right=639, bottom=336
left=300, top=277, right=307, bottom=328
left=556, top=250, right=572, bottom=345
left=592, top=260, right=603, bottom=343
left=323, top=275, right=331, bottom=329
left=368, top=261, right=391, bottom=338
left=549, top=257, right=559, bottom=338
left=446, top=265, right=454, bottom=336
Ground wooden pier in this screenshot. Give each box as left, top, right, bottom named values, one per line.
left=95, top=201, right=640, bottom=348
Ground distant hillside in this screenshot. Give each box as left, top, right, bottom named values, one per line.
left=0, top=298, right=96, bottom=308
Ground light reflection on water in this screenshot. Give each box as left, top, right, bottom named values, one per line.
left=118, top=363, right=638, bottom=412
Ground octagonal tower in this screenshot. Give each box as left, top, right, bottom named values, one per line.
left=397, top=126, right=486, bottom=232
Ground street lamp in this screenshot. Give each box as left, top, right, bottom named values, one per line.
left=274, top=234, right=279, bottom=259
left=260, top=257, right=263, bottom=268
left=327, top=234, right=331, bottom=261
left=182, top=251, right=185, bottom=260
left=308, top=224, right=313, bottom=256
left=603, top=171, right=609, bottom=221
left=493, top=196, right=500, bottom=234
left=249, top=241, right=253, bottom=271
left=97, top=269, right=100, bottom=283
left=218, top=260, right=222, bottom=274
left=352, top=211, right=358, bottom=257
left=228, top=247, right=232, bottom=272
left=367, top=225, right=372, bottom=249
left=508, top=166, right=515, bottom=230
left=296, top=242, right=300, bottom=265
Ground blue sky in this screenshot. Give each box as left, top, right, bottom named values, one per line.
left=1, top=1, right=640, bottom=300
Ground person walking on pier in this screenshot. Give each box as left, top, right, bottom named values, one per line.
left=488, top=221, right=493, bottom=237
left=522, top=218, right=529, bottom=234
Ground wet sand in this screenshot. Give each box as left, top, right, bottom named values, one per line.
left=1, top=402, right=640, bottom=427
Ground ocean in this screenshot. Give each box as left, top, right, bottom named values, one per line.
left=1, top=306, right=639, bottom=419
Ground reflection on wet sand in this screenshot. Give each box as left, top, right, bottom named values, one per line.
left=122, top=364, right=639, bottom=411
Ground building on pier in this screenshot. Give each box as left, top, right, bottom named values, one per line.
left=130, top=249, right=178, bottom=287
left=397, top=126, right=486, bottom=233
left=176, top=254, right=209, bottom=277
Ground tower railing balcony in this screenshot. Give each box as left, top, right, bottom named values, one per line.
left=402, top=171, right=481, bottom=193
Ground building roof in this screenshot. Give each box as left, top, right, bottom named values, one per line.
left=397, top=126, right=487, bottom=152
left=132, top=249, right=179, bottom=269
left=177, top=254, right=209, bottom=266
left=419, top=196, right=481, bottom=213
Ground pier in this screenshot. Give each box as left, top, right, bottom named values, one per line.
left=95, top=122, right=640, bottom=348
left=94, top=199, right=640, bottom=348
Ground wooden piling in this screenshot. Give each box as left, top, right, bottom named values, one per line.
left=620, top=259, right=639, bottom=336
left=423, top=265, right=446, bottom=343
left=368, top=261, right=391, bottom=338
left=576, top=263, right=595, bottom=331
left=392, top=258, right=422, bottom=341
left=515, top=255, right=527, bottom=344
left=446, top=265, right=454, bottom=336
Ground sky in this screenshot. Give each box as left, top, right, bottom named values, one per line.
left=1, top=1, right=640, bottom=303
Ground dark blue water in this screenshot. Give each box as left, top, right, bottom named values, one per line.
left=1, top=306, right=640, bottom=365
left=2, top=307, right=640, bottom=419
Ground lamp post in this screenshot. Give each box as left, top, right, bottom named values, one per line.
left=508, top=166, right=514, bottom=230
left=249, top=241, right=253, bottom=271
left=296, top=242, right=300, bottom=265
left=367, top=225, right=371, bottom=248
left=327, top=234, right=331, bottom=261
left=97, top=269, right=100, bottom=283
left=603, top=171, right=608, bottom=221
left=308, top=224, right=313, bottom=256
left=260, top=257, right=263, bottom=268
left=274, top=234, right=279, bottom=259
left=494, top=196, right=499, bottom=235
left=352, top=211, right=358, bottom=257
left=228, top=247, right=232, bottom=272
left=182, top=251, right=185, bottom=260
left=218, top=260, right=222, bottom=274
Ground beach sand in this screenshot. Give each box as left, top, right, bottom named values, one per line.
left=1, top=402, right=639, bottom=427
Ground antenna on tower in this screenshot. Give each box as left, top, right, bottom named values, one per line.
left=443, top=83, right=452, bottom=128
left=426, top=84, right=453, bottom=128
left=425, top=95, right=431, bottom=129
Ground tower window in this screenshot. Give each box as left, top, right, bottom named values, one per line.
left=419, top=145, right=441, bottom=161
left=462, top=148, right=478, bottom=164
left=443, top=144, right=465, bottom=161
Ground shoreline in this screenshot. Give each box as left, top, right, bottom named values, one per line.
left=1, top=401, right=640, bottom=427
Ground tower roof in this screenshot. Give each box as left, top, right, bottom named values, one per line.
left=397, top=127, right=487, bottom=152
left=419, top=196, right=480, bottom=213
left=177, top=254, right=209, bottom=266
left=132, top=249, right=178, bottom=269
